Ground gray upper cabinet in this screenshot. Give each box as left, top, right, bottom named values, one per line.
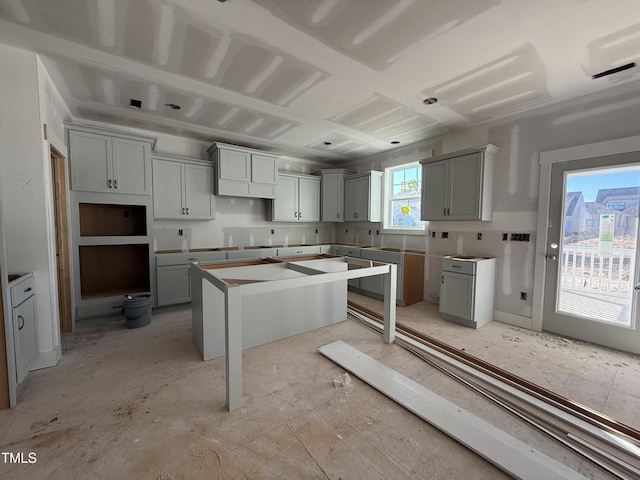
left=344, top=171, right=383, bottom=222
left=318, top=169, right=354, bottom=222
left=420, top=144, right=499, bottom=221
left=67, top=124, right=155, bottom=196
left=208, top=142, right=279, bottom=199
left=270, top=173, right=320, bottom=222
left=152, top=154, right=214, bottom=220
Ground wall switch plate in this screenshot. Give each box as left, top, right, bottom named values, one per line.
left=442, top=232, right=448, bottom=239
left=520, top=291, right=528, bottom=300
left=178, top=229, right=183, bottom=236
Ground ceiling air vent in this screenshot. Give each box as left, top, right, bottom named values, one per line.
left=591, top=62, right=636, bottom=79
left=130, top=98, right=142, bottom=109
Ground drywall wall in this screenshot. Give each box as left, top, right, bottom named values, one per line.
left=0, top=44, right=61, bottom=368
left=339, top=80, right=640, bottom=329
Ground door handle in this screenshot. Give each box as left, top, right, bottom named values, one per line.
left=634, top=283, right=640, bottom=291
left=18, top=315, right=25, bottom=330
left=546, top=254, right=557, bottom=261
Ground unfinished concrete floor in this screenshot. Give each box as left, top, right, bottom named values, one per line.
left=1, top=293, right=639, bottom=479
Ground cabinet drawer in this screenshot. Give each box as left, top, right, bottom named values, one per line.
left=442, top=258, right=476, bottom=275
left=277, top=246, right=321, bottom=257
left=10, top=275, right=36, bottom=306
left=360, top=249, right=403, bottom=264
left=337, top=247, right=361, bottom=257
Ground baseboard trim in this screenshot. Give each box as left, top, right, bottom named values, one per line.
left=494, top=310, right=533, bottom=330
left=31, top=345, right=61, bottom=371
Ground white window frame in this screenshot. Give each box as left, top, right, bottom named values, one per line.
left=381, top=159, right=427, bottom=235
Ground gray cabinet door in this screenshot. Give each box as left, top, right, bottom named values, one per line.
left=449, top=153, right=482, bottom=219
left=440, top=271, right=474, bottom=322
left=321, top=173, right=343, bottom=221
left=13, top=296, right=38, bottom=384
left=421, top=160, right=448, bottom=220
left=69, top=130, right=113, bottom=193
left=218, top=149, right=251, bottom=182
left=157, top=265, right=191, bottom=306
left=112, top=138, right=151, bottom=195
left=153, top=159, right=184, bottom=218
left=251, top=154, right=277, bottom=184
left=184, top=163, right=214, bottom=219
left=273, top=174, right=298, bottom=221
left=298, top=176, right=320, bottom=222
left=344, top=178, right=359, bottom=221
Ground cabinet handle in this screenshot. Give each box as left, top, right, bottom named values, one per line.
left=443, top=207, right=446, bottom=216
left=295, top=211, right=298, bottom=218
left=441, top=275, right=444, bottom=284
left=108, top=179, right=113, bottom=188
left=186, top=207, right=189, bottom=215
left=182, top=208, right=186, bottom=215
left=18, top=315, right=25, bottom=330
left=24, top=287, right=32, bottom=293
left=447, top=207, right=451, bottom=216
left=337, top=212, right=340, bottom=219
left=298, top=211, right=302, bottom=219
left=114, top=179, right=118, bottom=189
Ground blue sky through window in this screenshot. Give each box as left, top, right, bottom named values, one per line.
left=566, top=167, right=640, bottom=201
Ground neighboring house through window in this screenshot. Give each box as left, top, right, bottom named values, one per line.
left=382, top=160, right=425, bottom=233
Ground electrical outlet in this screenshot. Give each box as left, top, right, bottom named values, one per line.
left=431, top=231, right=436, bottom=238
left=315, top=229, right=318, bottom=234
left=271, top=229, right=275, bottom=234
left=376, top=230, right=379, bottom=235
left=502, top=233, right=508, bottom=241
left=477, top=232, right=482, bottom=240
left=520, top=291, right=528, bottom=300
left=178, top=229, right=183, bottom=236
left=346, top=229, right=348, bottom=234
left=368, top=230, right=372, bottom=235
left=441, top=232, right=448, bottom=239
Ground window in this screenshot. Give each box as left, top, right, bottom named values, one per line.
left=382, top=162, right=425, bottom=233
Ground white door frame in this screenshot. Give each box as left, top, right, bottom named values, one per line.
left=532, top=134, right=640, bottom=332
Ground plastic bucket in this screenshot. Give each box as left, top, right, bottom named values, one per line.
left=123, top=293, right=152, bottom=329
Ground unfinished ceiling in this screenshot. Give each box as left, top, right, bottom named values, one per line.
left=0, top=0, right=639, bottom=162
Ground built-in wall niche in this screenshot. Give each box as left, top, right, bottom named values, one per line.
left=79, top=203, right=147, bottom=236
left=79, top=244, right=150, bottom=299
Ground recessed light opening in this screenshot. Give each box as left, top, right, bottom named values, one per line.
left=165, top=103, right=182, bottom=110
left=423, top=97, right=438, bottom=105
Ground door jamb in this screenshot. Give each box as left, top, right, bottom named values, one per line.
left=533, top=135, right=640, bottom=333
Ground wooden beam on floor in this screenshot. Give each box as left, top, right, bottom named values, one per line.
left=319, top=340, right=588, bottom=480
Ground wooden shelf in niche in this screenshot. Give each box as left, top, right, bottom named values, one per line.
left=79, top=244, right=150, bottom=299
left=79, top=203, right=147, bottom=237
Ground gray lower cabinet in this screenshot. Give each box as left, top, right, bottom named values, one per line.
left=277, top=245, right=321, bottom=257
left=9, top=273, right=38, bottom=385
left=155, top=251, right=228, bottom=305
left=336, top=247, right=425, bottom=306
left=227, top=248, right=277, bottom=260
left=157, top=265, right=191, bottom=306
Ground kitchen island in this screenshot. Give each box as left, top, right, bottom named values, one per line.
left=191, top=254, right=397, bottom=410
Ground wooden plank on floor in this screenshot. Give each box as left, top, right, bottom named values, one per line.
left=318, top=341, right=587, bottom=480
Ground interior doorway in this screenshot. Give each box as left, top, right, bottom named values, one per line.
left=51, top=147, right=73, bottom=333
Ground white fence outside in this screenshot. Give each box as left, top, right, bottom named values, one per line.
left=560, top=246, right=636, bottom=298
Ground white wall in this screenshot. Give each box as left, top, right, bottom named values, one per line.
left=0, top=44, right=67, bottom=368
left=339, top=81, right=640, bottom=329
